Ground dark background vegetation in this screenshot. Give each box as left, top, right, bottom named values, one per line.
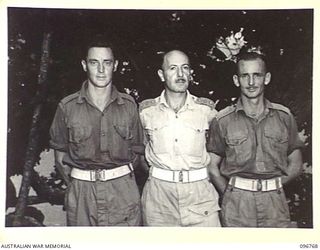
left=7, top=8, right=313, bottom=227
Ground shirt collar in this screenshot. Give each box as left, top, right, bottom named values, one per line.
left=159, top=90, right=195, bottom=111
left=235, top=97, right=273, bottom=117
left=77, top=80, right=125, bottom=105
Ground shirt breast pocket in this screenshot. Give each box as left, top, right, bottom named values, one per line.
left=264, top=128, right=289, bottom=163
left=226, top=131, right=252, bottom=165
left=145, top=122, right=170, bottom=154
left=68, top=124, right=94, bottom=159
left=110, top=124, right=133, bottom=161
left=181, top=122, right=208, bottom=157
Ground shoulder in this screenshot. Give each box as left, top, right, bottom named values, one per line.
left=60, top=91, right=80, bottom=106
left=270, top=102, right=291, bottom=115
left=216, top=105, right=236, bottom=120
left=193, top=97, right=216, bottom=110
left=139, top=98, right=157, bottom=113
left=118, top=92, right=137, bottom=105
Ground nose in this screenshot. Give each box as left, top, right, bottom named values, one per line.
left=177, top=67, right=184, bottom=77
left=248, top=75, right=255, bottom=86
left=98, top=63, right=105, bottom=73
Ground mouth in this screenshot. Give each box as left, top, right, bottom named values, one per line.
left=247, top=87, right=258, bottom=92
left=176, top=78, right=186, bottom=83
left=96, top=76, right=106, bottom=80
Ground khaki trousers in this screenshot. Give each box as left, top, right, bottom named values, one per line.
left=142, top=177, right=221, bottom=226
left=65, top=174, right=141, bottom=226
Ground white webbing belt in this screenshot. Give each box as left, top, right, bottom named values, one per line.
left=151, top=166, right=208, bottom=183
left=71, top=164, right=133, bottom=181
left=229, top=176, right=282, bottom=192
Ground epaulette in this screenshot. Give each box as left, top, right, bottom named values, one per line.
left=216, top=105, right=236, bottom=120
left=139, top=98, right=157, bottom=113
left=119, top=92, right=136, bottom=104
left=60, top=92, right=80, bottom=105
left=194, top=97, right=216, bottom=110
left=270, top=103, right=291, bottom=115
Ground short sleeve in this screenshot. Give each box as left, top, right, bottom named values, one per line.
left=49, top=103, right=68, bottom=152
left=287, top=113, right=305, bottom=154
left=206, top=118, right=226, bottom=157
left=130, top=104, right=145, bottom=155
left=208, top=108, right=218, bottom=124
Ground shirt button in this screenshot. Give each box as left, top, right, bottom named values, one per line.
left=175, top=115, right=178, bottom=118
left=204, top=211, right=208, bottom=215
left=101, top=132, right=106, bottom=136
left=175, top=139, right=178, bottom=142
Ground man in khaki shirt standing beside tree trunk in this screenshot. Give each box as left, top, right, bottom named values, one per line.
left=50, top=37, right=143, bottom=226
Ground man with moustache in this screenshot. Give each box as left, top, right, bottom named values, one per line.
left=139, top=50, right=221, bottom=226
left=50, top=39, right=142, bottom=226
left=207, top=47, right=304, bottom=227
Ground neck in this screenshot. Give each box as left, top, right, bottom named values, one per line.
left=240, top=95, right=265, bottom=118
left=87, top=81, right=113, bottom=111
left=164, top=90, right=187, bottom=112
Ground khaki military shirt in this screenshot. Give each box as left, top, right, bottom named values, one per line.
left=50, top=81, right=143, bottom=170
left=139, top=90, right=217, bottom=171
left=207, top=98, right=304, bottom=179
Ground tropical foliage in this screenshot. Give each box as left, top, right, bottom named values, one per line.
left=7, top=8, right=312, bottom=227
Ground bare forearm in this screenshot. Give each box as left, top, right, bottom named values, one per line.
left=54, top=150, right=71, bottom=185
left=207, top=153, right=227, bottom=194
left=282, top=149, right=303, bottom=185
left=209, top=174, right=228, bottom=195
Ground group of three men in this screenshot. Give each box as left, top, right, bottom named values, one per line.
left=50, top=38, right=304, bottom=227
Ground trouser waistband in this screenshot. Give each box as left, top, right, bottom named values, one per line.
left=71, top=164, right=133, bottom=182
left=150, top=166, right=208, bottom=183
left=229, top=176, right=282, bottom=192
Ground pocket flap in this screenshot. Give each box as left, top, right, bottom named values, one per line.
left=264, top=129, right=288, bottom=143
left=188, top=201, right=220, bottom=216
left=226, top=132, right=248, bottom=146
left=114, top=125, right=133, bottom=140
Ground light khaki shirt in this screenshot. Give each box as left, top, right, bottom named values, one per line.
left=139, top=90, right=217, bottom=171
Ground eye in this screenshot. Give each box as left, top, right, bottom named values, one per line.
left=182, top=65, right=190, bottom=70
left=253, top=73, right=265, bottom=79
left=89, top=61, right=98, bottom=66
left=169, top=66, right=177, bottom=70
left=103, top=60, right=113, bottom=66
left=239, top=74, right=249, bottom=81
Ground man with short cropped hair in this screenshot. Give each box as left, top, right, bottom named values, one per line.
left=207, top=46, right=304, bottom=227
left=50, top=38, right=143, bottom=226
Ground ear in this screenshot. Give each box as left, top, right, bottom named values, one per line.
left=81, top=60, right=87, bottom=72
left=157, top=69, right=165, bottom=82
left=233, top=75, right=240, bottom=87
left=264, top=72, right=271, bottom=85
left=113, top=60, right=119, bottom=72
left=189, top=69, right=194, bottom=81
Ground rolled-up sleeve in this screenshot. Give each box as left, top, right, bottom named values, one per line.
left=287, top=113, right=305, bottom=155
left=49, top=103, right=68, bottom=152
left=206, top=118, right=226, bottom=157
left=131, top=105, right=145, bottom=155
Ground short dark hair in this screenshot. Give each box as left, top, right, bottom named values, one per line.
left=83, top=35, right=116, bottom=59
left=236, top=45, right=268, bottom=73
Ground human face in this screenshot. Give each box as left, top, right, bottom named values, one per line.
left=81, top=47, right=118, bottom=88
left=158, top=50, right=192, bottom=94
left=233, top=58, right=271, bottom=100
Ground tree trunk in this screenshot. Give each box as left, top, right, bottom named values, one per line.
left=12, top=32, right=51, bottom=226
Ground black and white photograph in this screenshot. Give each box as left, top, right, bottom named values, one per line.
left=1, top=0, right=318, bottom=249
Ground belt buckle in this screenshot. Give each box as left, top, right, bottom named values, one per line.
left=257, top=179, right=262, bottom=191
left=178, top=170, right=183, bottom=182
left=95, top=169, right=104, bottom=181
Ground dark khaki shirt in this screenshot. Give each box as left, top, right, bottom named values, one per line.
left=207, top=98, right=304, bottom=179
left=50, top=81, right=143, bottom=170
